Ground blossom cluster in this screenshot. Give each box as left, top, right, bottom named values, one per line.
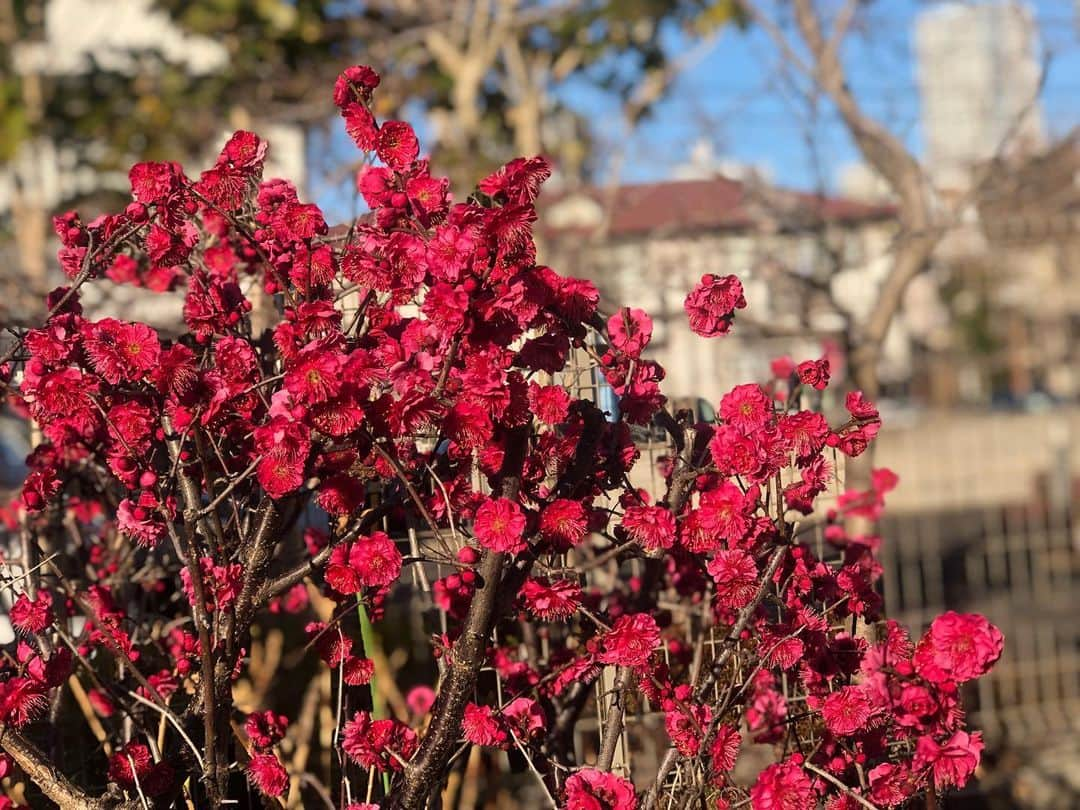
left=0, top=64, right=1001, bottom=810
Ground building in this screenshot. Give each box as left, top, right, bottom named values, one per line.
left=539, top=174, right=898, bottom=406
left=915, top=1, right=1045, bottom=193
left=969, top=134, right=1080, bottom=403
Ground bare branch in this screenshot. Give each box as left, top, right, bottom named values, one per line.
left=0, top=728, right=139, bottom=810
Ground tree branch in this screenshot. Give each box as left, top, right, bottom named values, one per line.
left=389, top=427, right=529, bottom=809
left=0, top=728, right=139, bottom=809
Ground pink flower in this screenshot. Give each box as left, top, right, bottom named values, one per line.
left=406, top=686, right=435, bottom=717
left=341, top=711, right=418, bottom=772
left=684, top=273, right=746, bottom=337
left=342, top=103, right=379, bottom=151
left=607, top=307, right=653, bottom=359
left=247, top=753, right=289, bottom=797
left=326, top=532, right=403, bottom=594
left=845, top=390, right=879, bottom=420
left=117, top=493, right=166, bottom=547
left=796, top=357, right=830, bottom=390
left=820, top=685, right=872, bottom=735
left=563, top=768, right=637, bottom=810
left=521, top=578, right=582, bottom=620
left=10, top=591, right=53, bottom=634
left=710, top=724, right=741, bottom=776
left=316, top=474, right=366, bottom=517
left=720, top=384, right=773, bottom=434
left=334, top=65, right=380, bottom=107
left=0, top=678, right=48, bottom=728
left=473, top=497, right=528, bottom=554
left=82, top=318, right=161, bottom=384
left=285, top=339, right=346, bottom=405
left=421, top=282, right=469, bottom=332
left=528, top=383, right=571, bottom=425
left=913, top=612, right=1004, bottom=684
left=596, top=613, right=661, bottom=669
left=108, top=742, right=173, bottom=796
left=621, top=505, right=676, bottom=551
left=697, top=482, right=754, bottom=546
left=254, top=417, right=311, bottom=499
left=750, top=758, right=814, bottom=810
left=868, top=762, right=916, bottom=807
left=350, top=532, right=403, bottom=589
left=376, top=121, right=420, bottom=170
left=538, top=499, right=589, bottom=549
left=707, top=549, right=759, bottom=609
left=664, top=701, right=711, bottom=756
left=245, top=711, right=288, bottom=751
left=342, top=656, right=376, bottom=686
left=779, top=411, right=830, bottom=466
left=502, top=697, right=545, bottom=740
left=463, top=703, right=507, bottom=747
left=896, top=684, right=937, bottom=728
left=770, top=355, right=796, bottom=379
left=914, top=730, right=984, bottom=789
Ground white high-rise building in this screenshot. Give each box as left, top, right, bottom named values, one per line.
left=916, top=1, right=1045, bottom=191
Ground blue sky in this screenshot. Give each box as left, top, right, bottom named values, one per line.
left=570, top=0, right=1080, bottom=192
left=311, top=1, right=1080, bottom=215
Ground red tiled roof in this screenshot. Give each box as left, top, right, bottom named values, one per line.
left=540, top=176, right=896, bottom=238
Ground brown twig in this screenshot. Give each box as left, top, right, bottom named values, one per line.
left=0, top=728, right=140, bottom=809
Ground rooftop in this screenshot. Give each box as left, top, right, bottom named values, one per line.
left=539, top=175, right=896, bottom=239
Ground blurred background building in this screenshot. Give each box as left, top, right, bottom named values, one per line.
left=0, top=0, right=1077, bottom=806
left=540, top=174, right=898, bottom=405
left=916, top=0, right=1046, bottom=194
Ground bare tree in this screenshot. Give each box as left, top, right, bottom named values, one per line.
left=728, top=0, right=1056, bottom=477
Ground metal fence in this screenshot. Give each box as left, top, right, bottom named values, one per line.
left=873, top=408, right=1080, bottom=747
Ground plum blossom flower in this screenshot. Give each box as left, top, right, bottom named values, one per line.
left=108, top=742, right=173, bottom=796
left=607, top=307, right=653, bottom=359
left=684, top=273, right=746, bottom=338
left=502, top=697, right=545, bottom=740
left=521, top=578, right=582, bottom=620
left=325, top=532, right=403, bottom=594
left=596, top=613, right=661, bottom=669
left=473, top=497, right=528, bottom=554
left=247, top=753, right=289, bottom=797
left=563, top=768, right=636, bottom=810
left=621, top=505, right=676, bottom=551
left=914, top=730, right=984, bottom=789
left=710, top=724, right=741, bottom=777
left=538, top=499, right=589, bottom=549
left=750, top=758, right=814, bottom=810
left=376, top=121, right=420, bottom=170
left=246, top=711, right=288, bottom=751
left=0, top=678, right=48, bottom=728
left=720, top=384, right=773, bottom=434
left=341, top=711, right=418, bottom=772
left=796, top=357, right=830, bottom=390
left=82, top=318, right=161, bottom=384
left=10, top=591, right=53, bottom=634
left=664, top=700, right=712, bottom=756
left=463, top=703, right=507, bottom=747
left=334, top=65, right=380, bottom=106
left=868, top=762, right=916, bottom=807
left=707, top=549, right=759, bottom=609
left=913, top=612, right=1004, bottom=684
left=697, top=482, right=754, bottom=546
left=407, top=686, right=436, bottom=717
left=528, top=382, right=571, bottom=425
left=820, top=685, right=872, bottom=735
